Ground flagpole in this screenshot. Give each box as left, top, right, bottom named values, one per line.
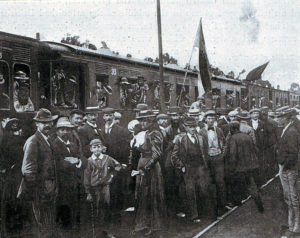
left=156, top=0, right=166, bottom=112
left=177, top=50, right=194, bottom=107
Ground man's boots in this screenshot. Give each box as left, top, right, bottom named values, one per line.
left=293, top=206, right=300, bottom=233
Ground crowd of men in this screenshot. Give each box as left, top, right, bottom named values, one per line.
left=0, top=102, right=300, bottom=237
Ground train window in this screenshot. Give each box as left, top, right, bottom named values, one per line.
left=13, top=64, right=34, bottom=113
left=0, top=61, right=10, bottom=109
left=212, top=88, right=221, bottom=108
left=95, top=74, right=111, bottom=109
left=119, top=76, right=149, bottom=109
left=51, top=62, right=81, bottom=108
left=176, top=84, right=189, bottom=107
left=226, top=90, right=234, bottom=108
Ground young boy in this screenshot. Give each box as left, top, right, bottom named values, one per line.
left=84, top=138, right=121, bottom=223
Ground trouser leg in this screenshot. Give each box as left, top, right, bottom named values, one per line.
left=183, top=168, right=198, bottom=220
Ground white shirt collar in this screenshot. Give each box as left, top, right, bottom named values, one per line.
left=187, top=133, right=196, bottom=144
left=91, top=153, right=104, bottom=160
left=57, top=136, right=70, bottom=145
left=281, top=121, right=293, bottom=138
left=87, top=121, right=97, bottom=128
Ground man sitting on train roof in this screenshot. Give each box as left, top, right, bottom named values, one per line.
left=13, top=71, right=34, bottom=113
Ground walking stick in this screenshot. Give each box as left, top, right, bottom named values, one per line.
left=90, top=202, right=96, bottom=238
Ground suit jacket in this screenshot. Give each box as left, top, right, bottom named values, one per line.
left=228, top=132, right=259, bottom=174
left=277, top=121, right=300, bottom=170
left=52, top=137, right=87, bottom=185
left=20, top=131, right=57, bottom=201
left=171, top=133, right=208, bottom=169
left=248, top=119, right=265, bottom=150
left=78, top=123, right=104, bottom=158
left=100, top=124, right=130, bottom=164
left=200, top=126, right=225, bottom=156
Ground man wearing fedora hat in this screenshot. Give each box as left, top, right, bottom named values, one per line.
left=172, top=116, right=215, bottom=222
left=276, top=108, right=300, bottom=236
left=51, top=117, right=87, bottom=233
left=20, top=108, right=58, bottom=237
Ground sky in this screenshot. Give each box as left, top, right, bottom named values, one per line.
left=0, top=0, right=299, bottom=90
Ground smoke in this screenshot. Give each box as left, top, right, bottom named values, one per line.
left=239, top=0, right=260, bottom=42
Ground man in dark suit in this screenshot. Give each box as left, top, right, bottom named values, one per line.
left=52, top=117, right=87, bottom=233
left=227, top=121, right=264, bottom=212
left=172, top=116, right=215, bottom=222
left=20, top=108, right=58, bottom=237
left=78, top=110, right=103, bottom=158
left=100, top=107, right=130, bottom=222
left=249, top=108, right=266, bottom=184
left=200, top=110, right=226, bottom=216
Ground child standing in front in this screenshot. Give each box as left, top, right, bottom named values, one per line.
left=84, top=138, right=121, bottom=224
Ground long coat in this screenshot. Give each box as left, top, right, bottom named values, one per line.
left=228, top=132, right=259, bottom=174
left=21, top=131, right=57, bottom=201
left=51, top=137, right=87, bottom=204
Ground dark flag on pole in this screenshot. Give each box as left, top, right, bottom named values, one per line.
left=246, top=61, right=269, bottom=81
left=194, top=19, right=212, bottom=93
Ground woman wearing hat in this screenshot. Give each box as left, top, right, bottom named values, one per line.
left=131, top=109, right=166, bottom=235
left=1, top=118, right=27, bottom=232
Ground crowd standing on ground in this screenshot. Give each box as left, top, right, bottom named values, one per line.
left=0, top=103, right=300, bottom=237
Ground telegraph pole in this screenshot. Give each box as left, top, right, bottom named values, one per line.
left=156, top=0, right=166, bottom=112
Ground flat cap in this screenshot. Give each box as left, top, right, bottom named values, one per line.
left=249, top=108, right=260, bottom=114
left=90, top=138, right=104, bottom=147
left=204, top=110, right=216, bottom=117
left=156, top=114, right=169, bottom=120
left=102, top=107, right=115, bottom=114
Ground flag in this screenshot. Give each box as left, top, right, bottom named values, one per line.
left=246, top=62, right=269, bottom=81
left=194, top=19, right=212, bottom=93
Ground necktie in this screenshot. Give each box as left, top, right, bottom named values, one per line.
left=192, top=135, right=198, bottom=144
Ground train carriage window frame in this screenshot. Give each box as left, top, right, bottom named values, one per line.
left=12, top=63, right=34, bottom=113
left=95, top=74, right=111, bottom=109
left=50, top=61, right=82, bottom=109
left=0, top=60, right=10, bottom=110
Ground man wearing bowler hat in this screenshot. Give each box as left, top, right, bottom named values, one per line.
left=20, top=108, right=58, bottom=237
